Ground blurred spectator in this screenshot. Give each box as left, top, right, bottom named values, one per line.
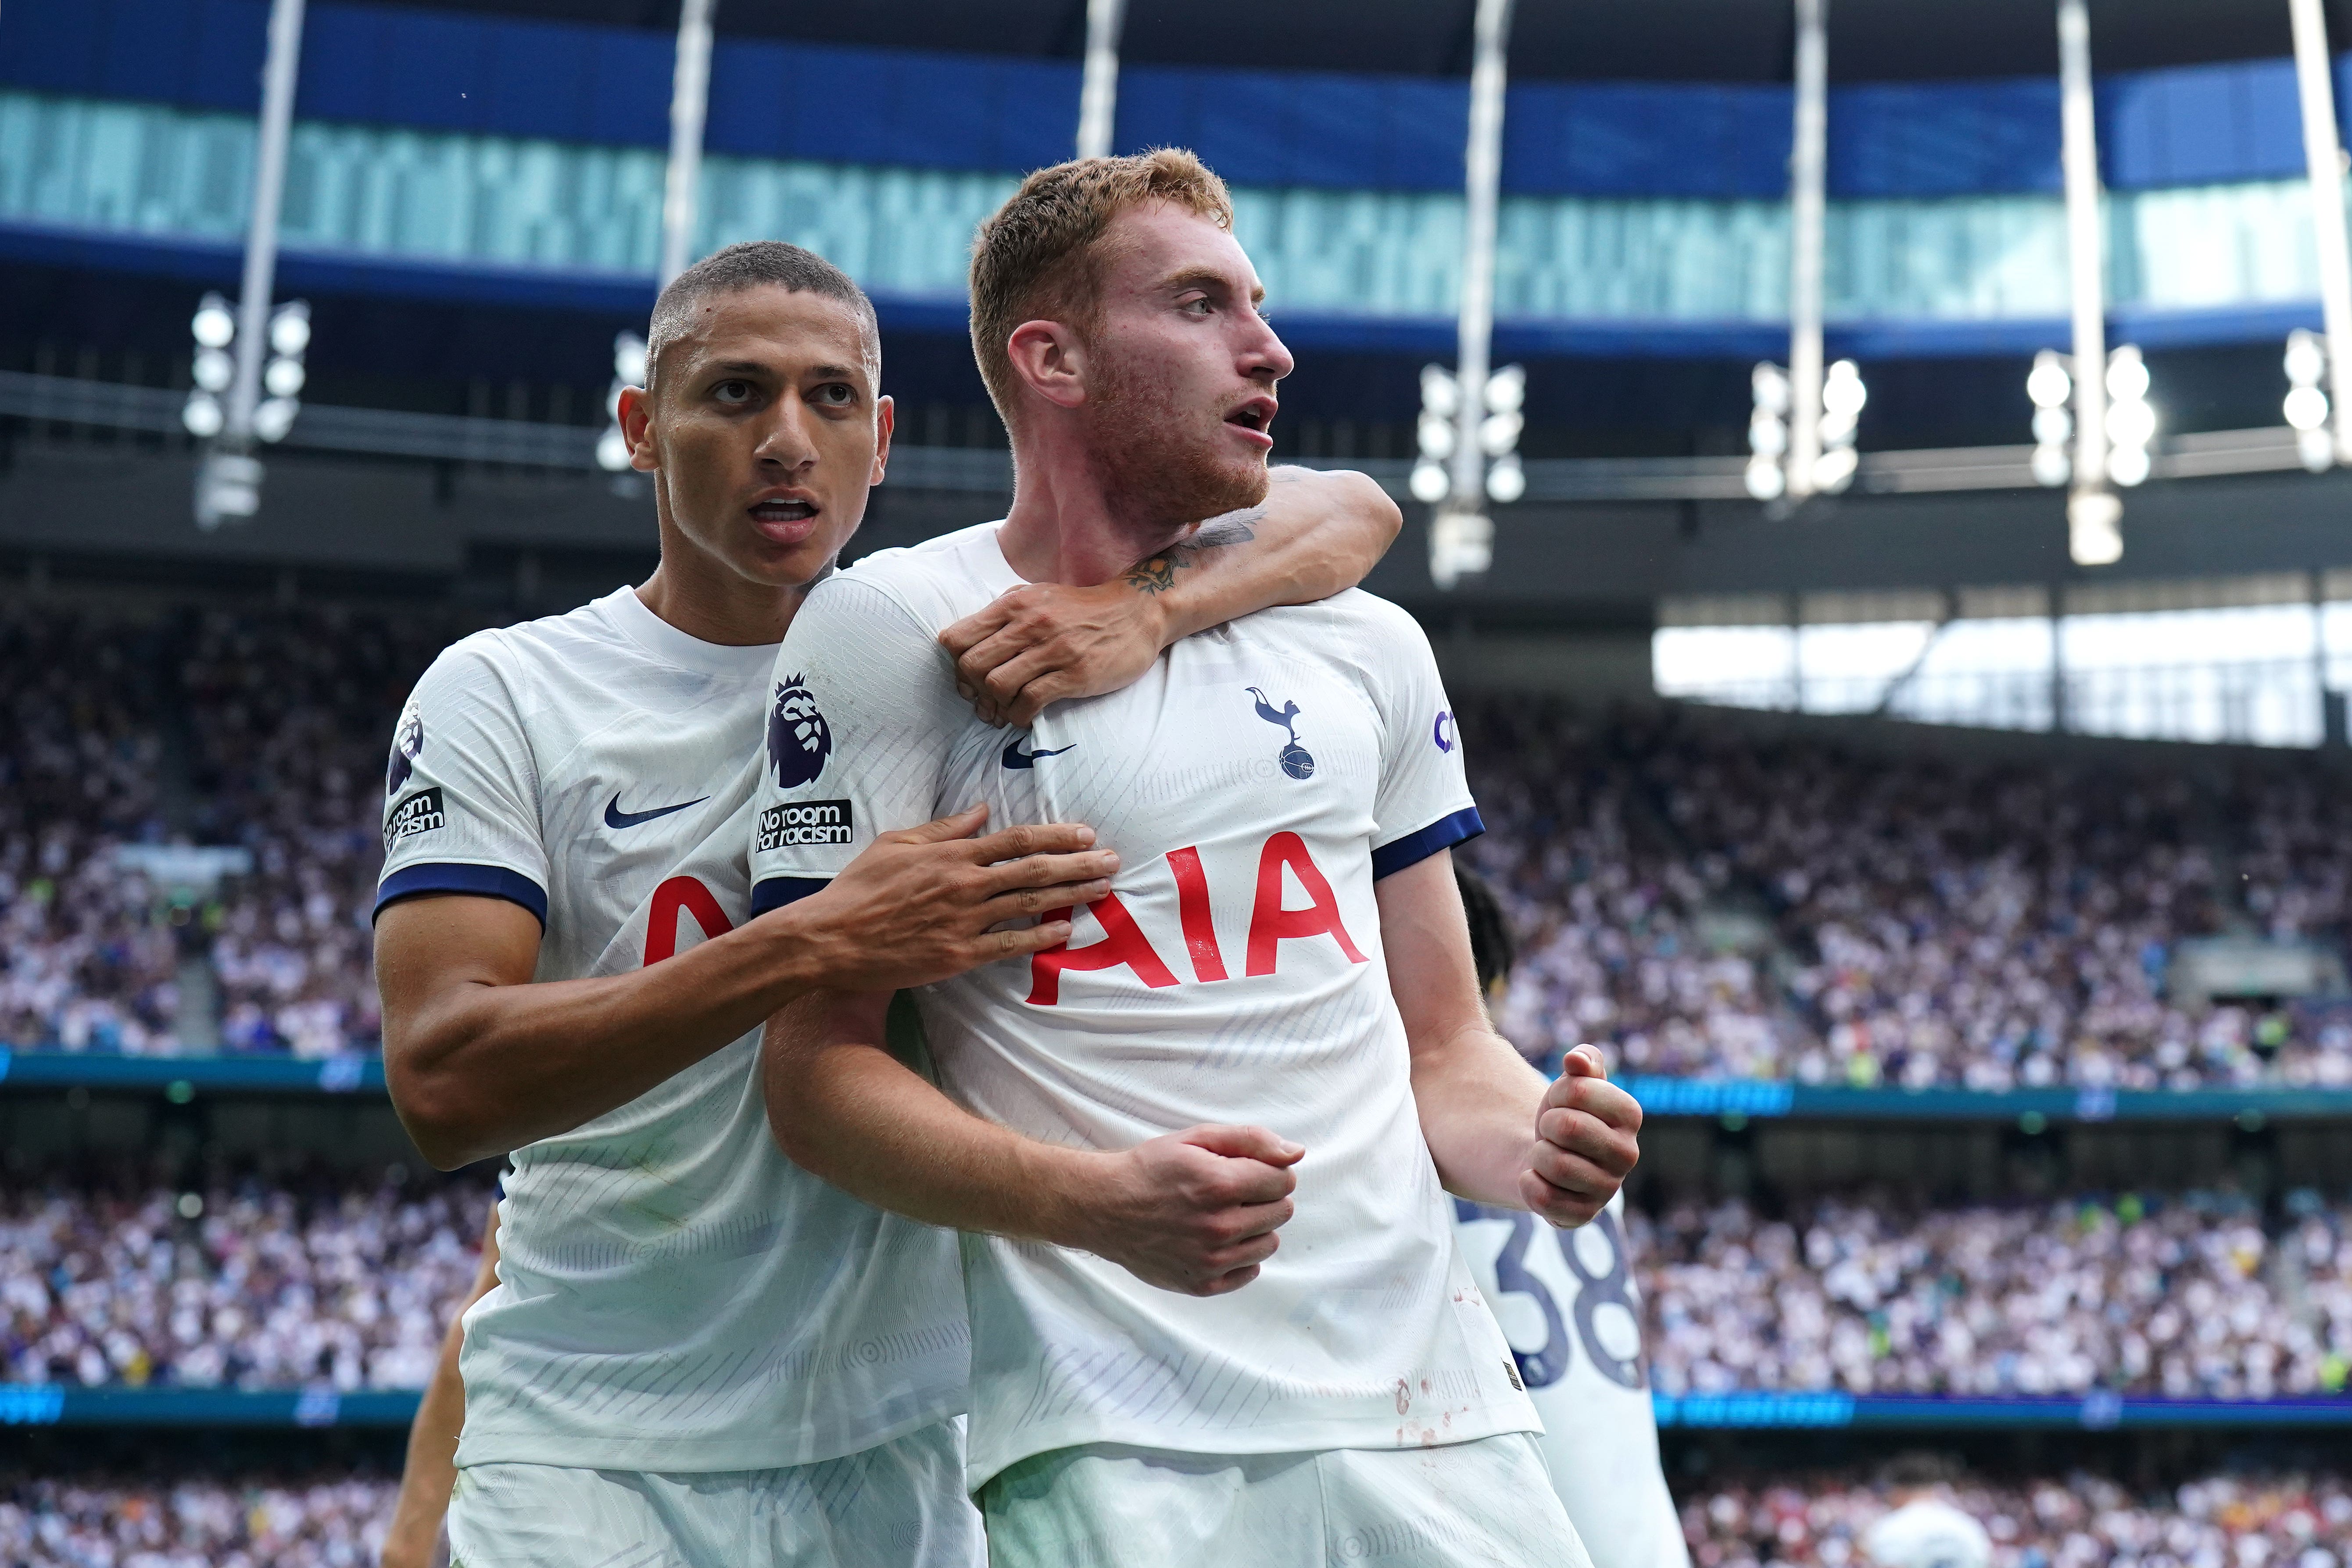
left=0, top=603, right=466, bottom=1058
left=0, top=1171, right=492, bottom=1391
left=1636, top=1190, right=2328, bottom=1397
left=1677, top=1468, right=2352, bottom=1568
left=15, top=606, right=2352, bottom=1085
left=181, top=608, right=463, bottom=1059
left=0, top=1470, right=395, bottom=1568
left=0, top=605, right=178, bottom=1055
left=1464, top=702, right=2352, bottom=1088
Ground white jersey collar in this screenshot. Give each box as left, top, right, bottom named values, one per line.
left=600, top=585, right=780, bottom=680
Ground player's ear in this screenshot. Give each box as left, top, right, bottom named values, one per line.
left=871, top=394, right=894, bottom=487
left=619, top=384, right=659, bottom=473
left=1005, top=319, right=1088, bottom=413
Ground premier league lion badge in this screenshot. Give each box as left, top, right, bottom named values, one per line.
left=768, top=676, right=832, bottom=788
left=386, top=702, right=425, bottom=795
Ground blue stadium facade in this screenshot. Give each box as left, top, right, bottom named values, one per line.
left=0, top=0, right=2342, bottom=440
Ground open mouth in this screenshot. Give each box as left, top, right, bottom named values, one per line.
left=1224, top=398, right=1278, bottom=440
left=749, top=498, right=817, bottom=524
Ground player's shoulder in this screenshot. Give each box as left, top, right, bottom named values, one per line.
left=422, top=592, right=634, bottom=690
left=1282, top=587, right=1437, bottom=676
left=1316, top=586, right=1425, bottom=640
left=806, top=522, right=1008, bottom=637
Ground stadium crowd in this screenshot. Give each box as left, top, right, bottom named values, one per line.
left=10, top=1165, right=2352, bottom=1403
left=1462, top=702, right=2352, bottom=1088
left=1680, top=1468, right=2352, bottom=1568
left=1634, top=1190, right=2349, bottom=1399
left=0, top=1171, right=491, bottom=1391
left=10, top=602, right=2352, bottom=1088
left=0, top=602, right=465, bottom=1060
left=3, top=1461, right=2345, bottom=1568
left=0, top=1469, right=396, bottom=1567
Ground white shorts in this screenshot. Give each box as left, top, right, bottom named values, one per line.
left=447, top=1417, right=984, bottom=1568
left=978, top=1432, right=1590, bottom=1568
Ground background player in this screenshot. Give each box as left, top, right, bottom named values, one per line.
left=1452, top=864, right=1692, bottom=1568
left=753, top=150, right=1642, bottom=1565
left=375, top=240, right=1401, bottom=1565
left=1865, top=1455, right=1997, bottom=1568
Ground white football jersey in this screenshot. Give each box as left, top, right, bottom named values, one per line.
left=1865, top=1499, right=1994, bottom=1568
left=747, top=522, right=1539, bottom=1490
left=377, top=585, right=967, bottom=1473
left=1454, top=1192, right=1690, bottom=1568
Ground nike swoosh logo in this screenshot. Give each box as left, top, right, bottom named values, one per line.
left=1001, top=741, right=1077, bottom=770
left=604, top=792, right=709, bottom=830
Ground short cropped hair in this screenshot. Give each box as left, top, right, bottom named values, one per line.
left=644, top=241, right=879, bottom=396
left=967, top=149, right=1234, bottom=420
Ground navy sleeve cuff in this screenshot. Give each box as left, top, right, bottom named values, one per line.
left=1371, top=806, right=1485, bottom=881
left=375, top=863, right=549, bottom=928
left=751, top=876, right=832, bottom=916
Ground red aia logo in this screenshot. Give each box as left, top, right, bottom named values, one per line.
left=643, top=875, right=734, bottom=964
left=1027, top=832, right=1366, bottom=1006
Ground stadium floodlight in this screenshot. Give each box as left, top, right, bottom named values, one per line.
left=1813, top=358, right=1865, bottom=493
left=597, top=331, right=651, bottom=474
left=1411, top=363, right=1459, bottom=505
left=252, top=299, right=309, bottom=443
left=185, top=291, right=236, bottom=439
left=1485, top=451, right=1525, bottom=504
left=1411, top=362, right=1524, bottom=515
left=2028, top=350, right=2073, bottom=487
left=1747, top=362, right=1791, bottom=500
left=2026, top=351, right=2072, bottom=411
left=2286, top=328, right=2334, bottom=472
left=191, top=294, right=235, bottom=351
left=2069, top=488, right=2124, bottom=566
left=2104, top=344, right=2154, bottom=487
left=1484, top=364, right=1525, bottom=415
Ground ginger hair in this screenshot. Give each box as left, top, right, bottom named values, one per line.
left=967, top=148, right=1234, bottom=422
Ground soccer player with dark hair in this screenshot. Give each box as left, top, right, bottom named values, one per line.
left=753, top=153, right=1640, bottom=1565
left=374, top=237, right=1400, bottom=1564
left=1450, top=860, right=1691, bottom=1568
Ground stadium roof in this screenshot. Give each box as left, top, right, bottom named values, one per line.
left=376, top=0, right=2312, bottom=83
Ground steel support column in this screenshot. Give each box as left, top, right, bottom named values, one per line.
left=1785, top=0, right=1829, bottom=501
left=659, top=0, right=718, bottom=289
left=2291, top=0, right=2352, bottom=464
left=1447, top=0, right=1513, bottom=513
left=2057, top=0, right=2121, bottom=562
left=1077, top=0, right=1127, bottom=160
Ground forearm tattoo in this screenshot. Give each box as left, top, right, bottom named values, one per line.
left=1122, top=506, right=1265, bottom=596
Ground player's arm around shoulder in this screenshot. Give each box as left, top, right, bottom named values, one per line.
left=379, top=599, right=1117, bottom=1171
left=1375, top=851, right=1641, bottom=1228
left=938, top=465, right=1400, bottom=727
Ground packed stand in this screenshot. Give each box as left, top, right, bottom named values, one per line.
left=1679, top=1468, right=2352, bottom=1568
left=0, top=600, right=469, bottom=1058
left=179, top=608, right=463, bottom=1057
left=1460, top=705, right=1804, bottom=1081
left=0, top=1469, right=395, bottom=1568
left=1462, top=702, right=2352, bottom=1087
left=0, top=1169, right=491, bottom=1391
left=1635, top=1190, right=2346, bottom=1399
left=0, top=605, right=181, bottom=1055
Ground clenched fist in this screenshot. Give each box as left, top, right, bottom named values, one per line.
left=1061, top=1124, right=1303, bottom=1296
left=1520, top=1045, right=1642, bottom=1228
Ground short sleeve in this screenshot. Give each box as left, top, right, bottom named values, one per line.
left=373, top=640, right=550, bottom=925
left=1365, top=609, right=1481, bottom=880
left=748, top=576, right=962, bottom=916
